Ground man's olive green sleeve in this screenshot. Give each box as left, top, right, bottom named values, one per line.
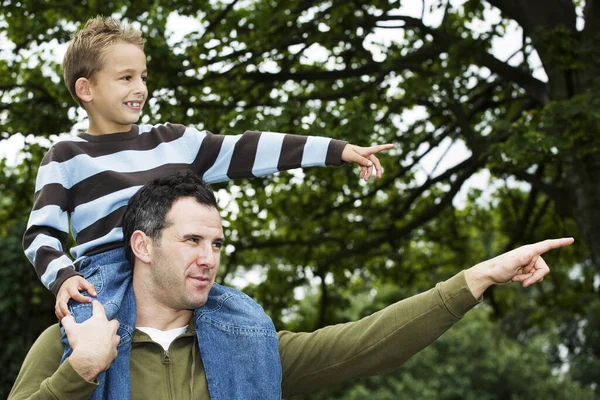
left=278, top=270, right=480, bottom=398
left=8, top=324, right=97, bottom=400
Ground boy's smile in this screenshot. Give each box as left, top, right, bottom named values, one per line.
left=84, top=42, right=148, bottom=135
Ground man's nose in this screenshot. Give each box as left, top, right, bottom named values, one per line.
left=196, top=245, right=217, bottom=268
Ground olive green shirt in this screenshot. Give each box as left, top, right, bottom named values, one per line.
left=9, top=271, right=479, bottom=399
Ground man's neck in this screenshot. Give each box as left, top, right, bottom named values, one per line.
left=136, top=305, right=192, bottom=331
left=134, top=281, right=192, bottom=330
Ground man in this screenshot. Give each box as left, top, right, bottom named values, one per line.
left=9, top=171, right=574, bottom=399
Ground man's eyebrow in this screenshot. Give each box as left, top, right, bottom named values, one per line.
left=181, top=233, right=225, bottom=242
left=182, top=233, right=202, bottom=240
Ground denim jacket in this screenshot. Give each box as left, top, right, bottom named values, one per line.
left=194, top=283, right=282, bottom=399
left=63, top=248, right=281, bottom=400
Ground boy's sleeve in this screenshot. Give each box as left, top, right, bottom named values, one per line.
left=8, top=324, right=98, bottom=400
left=22, top=146, right=80, bottom=296
left=180, top=126, right=348, bottom=183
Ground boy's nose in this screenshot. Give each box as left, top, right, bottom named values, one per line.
left=133, top=78, right=147, bottom=95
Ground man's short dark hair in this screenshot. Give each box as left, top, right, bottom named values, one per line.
left=122, top=170, right=218, bottom=266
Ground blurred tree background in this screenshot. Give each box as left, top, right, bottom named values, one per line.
left=1, top=0, right=598, bottom=398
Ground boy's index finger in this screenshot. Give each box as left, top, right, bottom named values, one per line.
left=377, top=143, right=394, bottom=151
left=368, top=143, right=394, bottom=154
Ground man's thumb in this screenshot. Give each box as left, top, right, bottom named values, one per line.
left=91, top=300, right=106, bottom=317
left=61, top=315, right=76, bottom=332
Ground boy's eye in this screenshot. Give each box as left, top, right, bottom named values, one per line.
left=121, top=75, right=131, bottom=81
left=142, top=76, right=148, bottom=82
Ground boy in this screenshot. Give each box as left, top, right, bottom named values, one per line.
left=22, top=16, right=392, bottom=399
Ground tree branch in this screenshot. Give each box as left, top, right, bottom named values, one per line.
left=476, top=52, right=549, bottom=105
left=323, top=157, right=482, bottom=267
left=511, top=169, right=573, bottom=217
left=201, top=0, right=242, bottom=40
left=502, top=174, right=542, bottom=253
left=583, top=0, right=600, bottom=59
left=485, top=0, right=577, bottom=34
left=243, top=43, right=445, bottom=82
left=375, top=13, right=550, bottom=104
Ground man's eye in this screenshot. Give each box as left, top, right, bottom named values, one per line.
left=213, top=242, right=224, bottom=250
left=187, top=237, right=199, bottom=243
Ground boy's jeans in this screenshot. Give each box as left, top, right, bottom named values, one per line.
left=59, top=247, right=282, bottom=400
left=60, top=248, right=135, bottom=400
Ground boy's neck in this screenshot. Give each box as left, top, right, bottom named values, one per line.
left=87, top=122, right=134, bottom=135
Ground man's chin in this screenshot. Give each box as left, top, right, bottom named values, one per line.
left=183, top=294, right=209, bottom=309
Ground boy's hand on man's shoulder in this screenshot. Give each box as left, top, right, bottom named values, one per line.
left=341, top=143, right=394, bottom=181
left=55, top=275, right=98, bottom=319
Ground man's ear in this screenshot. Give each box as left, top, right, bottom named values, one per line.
left=131, top=230, right=152, bottom=264
left=75, top=77, right=93, bottom=104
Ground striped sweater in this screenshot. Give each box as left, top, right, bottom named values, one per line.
left=23, top=123, right=347, bottom=295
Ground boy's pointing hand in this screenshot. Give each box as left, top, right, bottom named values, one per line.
left=342, top=143, right=394, bottom=181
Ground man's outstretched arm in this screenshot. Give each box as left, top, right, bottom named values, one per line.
left=280, top=238, right=574, bottom=397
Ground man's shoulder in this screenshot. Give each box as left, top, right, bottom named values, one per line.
left=25, top=323, right=63, bottom=362
left=37, top=323, right=62, bottom=344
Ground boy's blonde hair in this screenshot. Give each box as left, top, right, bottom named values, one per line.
left=62, top=16, right=145, bottom=106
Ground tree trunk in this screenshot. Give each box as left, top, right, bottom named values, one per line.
left=564, top=152, right=600, bottom=271
left=502, top=0, right=600, bottom=273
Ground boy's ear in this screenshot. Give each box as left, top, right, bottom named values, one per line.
left=131, top=230, right=153, bottom=264
left=75, top=77, right=93, bottom=103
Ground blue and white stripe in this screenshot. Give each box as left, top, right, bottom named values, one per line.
left=70, top=227, right=124, bottom=259
left=302, top=136, right=331, bottom=167
left=252, top=132, right=286, bottom=177
left=203, top=135, right=243, bottom=183
left=24, top=233, right=65, bottom=264
left=71, top=186, right=142, bottom=234
left=40, top=254, right=75, bottom=288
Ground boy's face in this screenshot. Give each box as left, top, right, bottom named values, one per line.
left=85, top=42, right=148, bottom=134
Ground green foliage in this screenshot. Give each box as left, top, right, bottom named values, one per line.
left=0, top=148, right=55, bottom=396
left=494, top=81, right=600, bottom=171
left=293, top=308, right=596, bottom=400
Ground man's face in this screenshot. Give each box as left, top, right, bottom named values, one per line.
left=149, top=197, right=224, bottom=310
